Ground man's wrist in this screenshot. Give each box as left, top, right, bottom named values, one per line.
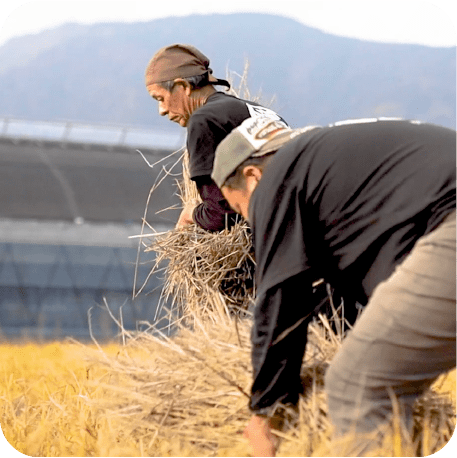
left=251, top=402, right=299, bottom=431
left=254, top=414, right=282, bottom=431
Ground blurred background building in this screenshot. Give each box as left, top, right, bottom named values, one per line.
left=0, top=118, right=184, bottom=341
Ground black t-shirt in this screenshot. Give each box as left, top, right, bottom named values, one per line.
left=186, top=92, right=285, bottom=231
left=248, top=119, right=456, bottom=413
left=187, top=91, right=285, bottom=179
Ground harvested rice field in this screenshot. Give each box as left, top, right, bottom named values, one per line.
left=0, top=312, right=455, bottom=457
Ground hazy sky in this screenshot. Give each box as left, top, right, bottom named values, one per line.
left=0, top=0, right=456, bottom=48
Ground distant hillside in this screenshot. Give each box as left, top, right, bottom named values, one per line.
left=0, top=13, right=455, bottom=133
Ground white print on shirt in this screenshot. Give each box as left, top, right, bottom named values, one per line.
left=329, top=117, right=421, bottom=127
left=246, top=103, right=282, bottom=121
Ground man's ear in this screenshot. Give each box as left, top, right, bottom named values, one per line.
left=243, top=165, right=263, bottom=182
left=243, top=166, right=262, bottom=194
left=173, top=78, right=193, bottom=95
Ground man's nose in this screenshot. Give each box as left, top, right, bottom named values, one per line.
left=158, top=104, right=168, bottom=116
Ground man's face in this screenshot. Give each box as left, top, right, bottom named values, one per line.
left=221, top=167, right=262, bottom=221
left=147, top=82, right=192, bottom=127
left=221, top=186, right=252, bottom=220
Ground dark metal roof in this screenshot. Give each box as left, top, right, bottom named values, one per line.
left=0, top=135, right=182, bottom=224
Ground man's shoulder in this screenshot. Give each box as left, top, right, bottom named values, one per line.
left=193, top=92, right=284, bottom=126
left=187, top=93, right=250, bottom=132
left=197, top=92, right=250, bottom=115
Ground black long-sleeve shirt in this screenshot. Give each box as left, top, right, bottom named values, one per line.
left=248, top=119, right=456, bottom=413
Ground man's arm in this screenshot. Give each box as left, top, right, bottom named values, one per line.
left=192, top=176, right=241, bottom=232
left=245, top=272, right=316, bottom=456
left=250, top=272, right=314, bottom=413
left=175, top=198, right=200, bottom=228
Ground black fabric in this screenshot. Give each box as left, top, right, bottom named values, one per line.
left=248, top=119, right=456, bottom=413
left=250, top=272, right=313, bottom=412
left=192, top=176, right=240, bottom=231
left=186, top=92, right=286, bottom=179
left=186, top=91, right=286, bottom=231
left=211, top=78, right=231, bottom=89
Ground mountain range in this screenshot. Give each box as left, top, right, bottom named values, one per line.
left=0, top=13, right=455, bottom=136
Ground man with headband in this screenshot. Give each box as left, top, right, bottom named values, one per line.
left=145, top=44, right=286, bottom=232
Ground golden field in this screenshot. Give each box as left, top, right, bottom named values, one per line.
left=0, top=312, right=455, bottom=457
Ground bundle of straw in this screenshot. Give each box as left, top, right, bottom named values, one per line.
left=145, top=219, right=255, bottom=323
left=137, top=147, right=255, bottom=326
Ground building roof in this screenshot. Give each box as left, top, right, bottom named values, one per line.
left=0, top=118, right=184, bottom=151
left=0, top=135, right=182, bottom=225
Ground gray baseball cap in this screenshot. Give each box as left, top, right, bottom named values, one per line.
left=212, top=117, right=298, bottom=188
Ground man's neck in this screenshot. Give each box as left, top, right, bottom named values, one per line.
left=197, top=85, right=217, bottom=105
left=188, top=85, right=217, bottom=114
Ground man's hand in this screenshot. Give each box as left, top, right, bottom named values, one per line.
left=176, top=200, right=199, bottom=228
left=244, top=415, right=278, bottom=457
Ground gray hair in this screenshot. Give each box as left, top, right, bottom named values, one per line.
left=158, top=73, right=210, bottom=92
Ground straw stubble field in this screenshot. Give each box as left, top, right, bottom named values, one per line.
left=1, top=311, right=455, bottom=457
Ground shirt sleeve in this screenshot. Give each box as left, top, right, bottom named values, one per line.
left=249, top=271, right=316, bottom=414
left=192, top=176, right=242, bottom=232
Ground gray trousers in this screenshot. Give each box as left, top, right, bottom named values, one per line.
left=325, top=211, right=456, bottom=442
